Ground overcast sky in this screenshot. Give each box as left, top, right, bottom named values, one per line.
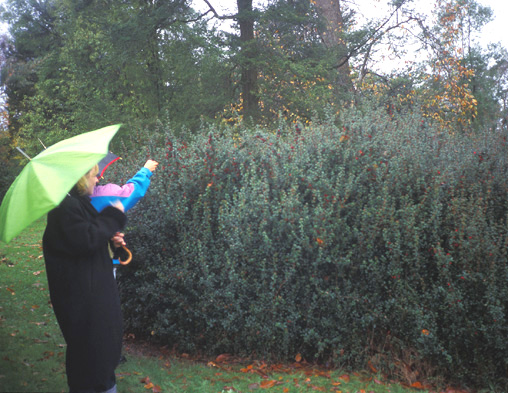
left=1, top=0, right=506, bottom=57
left=193, top=0, right=508, bottom=49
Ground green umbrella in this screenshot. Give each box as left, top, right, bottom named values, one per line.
left=0, top=124, right=122, bottom=243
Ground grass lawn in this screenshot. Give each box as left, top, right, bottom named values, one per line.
left=0, top=218, right=434, bottom=393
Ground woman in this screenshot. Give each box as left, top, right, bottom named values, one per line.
left=43, top=164, right=127, bottom=393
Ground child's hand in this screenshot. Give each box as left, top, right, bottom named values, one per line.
left=112, top=200, right=125, bottom=213
left=144, top=160, right=159, bottom=172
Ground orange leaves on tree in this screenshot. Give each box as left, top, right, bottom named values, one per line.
left=420, top=0, right=478, bottom=131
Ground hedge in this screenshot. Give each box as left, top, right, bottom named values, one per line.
left=110, top=105, right=508, bottom=389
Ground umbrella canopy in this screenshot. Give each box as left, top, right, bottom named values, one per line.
left=97, top=152, right=121, bottom=179
left=0, top=124, right=122, bottom=243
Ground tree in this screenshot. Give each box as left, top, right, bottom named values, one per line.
left=416, top=0, right=493, bottom=131
left=1, top=0, right=233, bottom=150
left=0, top=0, right=63, bottom=152
left=253, top=0, right=336, bottom=124
left=236, top=0, right=259, bottom=121
left=313, top=0, right=353, bottom=94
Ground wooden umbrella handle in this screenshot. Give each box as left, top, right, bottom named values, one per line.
left=119, top=245, right=132, bottom=265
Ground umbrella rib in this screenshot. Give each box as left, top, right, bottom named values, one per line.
left=16, top=147, right=32, bottom=161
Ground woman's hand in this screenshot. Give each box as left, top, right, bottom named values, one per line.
left=112, top=200, right=125, bottom=213
left=144, top=159, right=159, bottom=172
left=111, top=232, right=126, bottom=248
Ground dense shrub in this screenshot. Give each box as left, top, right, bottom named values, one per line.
left=112, top=106, right=508, bottom=389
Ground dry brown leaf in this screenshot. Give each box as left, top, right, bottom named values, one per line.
left=260, top=380, right=277, bottom=388
left=338, top=374, right=350, bottom=383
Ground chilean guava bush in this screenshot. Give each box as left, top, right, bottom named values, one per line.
left=113, top=105, right=508, bottom=389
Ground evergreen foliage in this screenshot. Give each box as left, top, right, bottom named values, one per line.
left=114, top=103, right=508, bottom=389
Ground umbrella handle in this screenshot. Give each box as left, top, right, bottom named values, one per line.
left=119, top=245, right=132, bottom=265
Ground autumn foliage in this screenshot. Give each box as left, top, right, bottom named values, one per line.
left=114, top=103, right=508, bottom=389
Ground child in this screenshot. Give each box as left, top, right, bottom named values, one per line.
left=91, top=159, right=159, bottom=212
left=91, top=159, right=158, bottom=270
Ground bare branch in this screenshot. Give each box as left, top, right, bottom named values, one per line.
left=333, top=0, right=418, bottom=70
left=201, top=0, right=236, bottom=20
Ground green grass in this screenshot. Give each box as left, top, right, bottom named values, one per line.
left=0, top=218, right=430, bottom=393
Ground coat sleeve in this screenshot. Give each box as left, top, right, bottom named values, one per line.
left=91, top=167, right=153, bottom=212
left=45, top=196, right=127, bottom=257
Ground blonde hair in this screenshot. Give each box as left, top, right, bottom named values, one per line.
left=75, top=164, right=99, bottom=195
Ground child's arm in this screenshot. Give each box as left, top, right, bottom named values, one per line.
left=91, top=160, right=158, bottom=212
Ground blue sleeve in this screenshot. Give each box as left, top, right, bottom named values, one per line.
left=122, top=167, right=153, bottom=211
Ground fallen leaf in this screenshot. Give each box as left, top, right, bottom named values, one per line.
left=216, top=353, right=231, bottom=363
left=144, top=382, right=154, bottom=389
left=241, top=364, right=254, bottom=373
left=411, top=381, right=424, bottom=389
left=338, top=374, right=350, bottom=383
left=295, top=353, right=302, bottom=362
left=368, top=360, right=378, bottom=373
left=6, top=287, right=15, bottom=295
left=152, top=385, right=162, bottom=393
left=260, top=380, right=277, bottom=388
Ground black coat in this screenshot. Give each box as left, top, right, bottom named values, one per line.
left=43, top=191, right=127, bottom=392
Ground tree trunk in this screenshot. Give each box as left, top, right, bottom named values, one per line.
left=314, top=0, right=354, bottom=94
left=237, top=0, right=258, bottom=121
